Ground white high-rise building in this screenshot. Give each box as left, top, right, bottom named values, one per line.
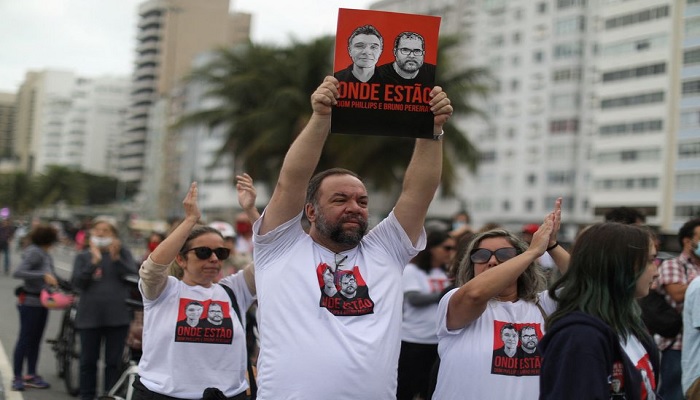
left=13, top=70, right=129, bottom=177
left=372, top=0, right=689, bottom=233
left=125, top=0, right=251, bottom=219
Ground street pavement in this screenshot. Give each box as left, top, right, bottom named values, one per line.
left=0, top=244, right=82, bottom=400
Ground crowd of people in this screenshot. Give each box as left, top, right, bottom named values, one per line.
left=4, top=74, right=700, bottom=400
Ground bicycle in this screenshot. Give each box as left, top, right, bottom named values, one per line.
left=98, top=273, right=142, bottom=400
left=46, top=291, right=81, bottom=396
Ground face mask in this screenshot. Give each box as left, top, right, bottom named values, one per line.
left=90, top=236, right=113, bottom=248
left=452, top=221, right=466, bottom=231
left=694, top=244, right=700, bottom=258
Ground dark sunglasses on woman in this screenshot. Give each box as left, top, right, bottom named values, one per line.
left=185, top=247, right=231, bottom=260
left=470, top=247, right=518, bottom=264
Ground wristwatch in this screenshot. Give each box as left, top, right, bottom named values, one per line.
left=433, top=130, right=445, bottom=141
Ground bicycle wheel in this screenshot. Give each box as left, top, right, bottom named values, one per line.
left=62, top=324, right=81, bottom=396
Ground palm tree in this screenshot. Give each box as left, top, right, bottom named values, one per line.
left=180, top=34, right=489, bottom=197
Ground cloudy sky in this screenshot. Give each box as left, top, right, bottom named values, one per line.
left=0, top=0, right=374, bottom=93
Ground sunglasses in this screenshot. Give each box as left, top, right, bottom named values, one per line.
left=185, top=247, right=231, bottom=260
left=442, top=245, right=456, bottom=251
left=470, top=247, right=519, bottom=264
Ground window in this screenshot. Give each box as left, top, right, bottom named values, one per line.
left=600, top=92, right=664, bottom=109
left=683, top=79, right=700, bottom=96
left=599, top=119, right=663, bottom=136
left=601, top=34, right=668, bottom=57
left=557, top=0, right=586, bottom=9
left=601, top=63, right=666, bottom=82
left=547, top=171, right=575, bottom=185
left=681, top=111, right=700, bottom=128
left=550, top=119, right=579, bottom=134
left=594, top=177, right=659, bottom=190
left=687, top=17, right=700, bottom=38
left=552, top=67, right=582, bottom=82
left=525, top=199, right=535, bottom=212
left=605, top=5, right=670, bottom=30
left=554, top=42, right=583, bottom=59
left=512, top=32, right=521, bottom=44
left=679, top=141, right=700, bottom=158
left=676, top=173, right=700, bottom=191
left=676, top=205, right=700, bottom=218
left=555, top=16, right=585, bottom=35
left=551, top=94, right=580, bottom=110
left=533, top=50, right=544, bottom=63
left=684, top=48, right=700, bottom=65
left=537, top=2, right=547, bottom=13
left=527, top=174, right=537, bottom=184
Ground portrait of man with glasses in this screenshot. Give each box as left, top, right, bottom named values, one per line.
left=377, top=31, right=436, bottom=86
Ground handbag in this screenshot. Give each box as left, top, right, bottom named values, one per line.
left=639, top=290, right=682, bottom=338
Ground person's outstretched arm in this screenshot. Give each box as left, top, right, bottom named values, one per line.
left=259, top=76, right=339, bottom=235
left=236, top=173, right=260, bottom=222
left=140, top=182, right=200, bottom=300
left=446, top=218, right=553, bottom=330
left=393, top=86, right=453, bottom=245
left=544, top=197, right=570, bottom=274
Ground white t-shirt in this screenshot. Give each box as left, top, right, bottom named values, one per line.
left=432, top=289, right=556, bottom=400
left=402, top=263, right=449, bottom=344
left=682, top=278, right=700, bottom=394
left=138, top=270, right=254, bottom=398
left=620, top=335, right=656, bottom=399
left=253, top=211, right=424, bottom=400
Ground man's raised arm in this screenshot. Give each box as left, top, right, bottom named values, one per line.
left=394, top=86, right=452, bottom=245
left=258, top=77, right=339, bottom=235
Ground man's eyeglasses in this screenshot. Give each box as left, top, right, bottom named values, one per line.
left=398, top=48, right=425, bottom=56
left=469, top=247, right=518, bottom=264
left=185, top=247, right=231, bottom=260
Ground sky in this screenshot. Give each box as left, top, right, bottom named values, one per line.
left=0, top=0, right=375, bottom=93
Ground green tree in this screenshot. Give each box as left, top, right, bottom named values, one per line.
left=182, top=34, right=489, bottom=197
left=34, top=165, right=88, bottom=207
left=0, top=171, right=36, bottom=214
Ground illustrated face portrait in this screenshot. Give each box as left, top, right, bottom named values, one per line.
left=186, top=303, right=204, bottom=321
left=340, top=273, right=358, bottom=296
left=322, top=267, right=335, bottom=287
left=207, top=303, right=224, bottom=325
left=349, top=33, right=382, bottom=68
left=394, top=35, right=424, bottom=73
left=501, top=327, right=518, bottom=350
left=520, top=326, right=538, bottom=352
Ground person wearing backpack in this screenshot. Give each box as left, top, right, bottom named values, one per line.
left=655, top=218, right=700, bottom=400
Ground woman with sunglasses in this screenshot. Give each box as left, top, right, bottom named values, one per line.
left=134, top=182, right=255, bottom=400
left=397, top=230, right=455, bottom=400
left=432, top=200, right=569, bottom=400
left=539, top=223, right=660, bottom=399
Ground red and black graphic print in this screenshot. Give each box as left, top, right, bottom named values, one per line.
left=609, top=361, right=626, bottom=398
left=317, top=263, right=375, bottom=316
left=174, top=298, right=234, bottom=344
left=490, top=320, right=543, bottom=376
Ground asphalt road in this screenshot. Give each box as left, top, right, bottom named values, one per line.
left=0, top=244, right=83, bottom=400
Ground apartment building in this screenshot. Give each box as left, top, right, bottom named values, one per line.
left=676, top=1, right=700, bottom=230
left=125, top=0, right=251, bottom=219
left=0, top=92, right=16, bottom=165
left=12, top=70, right=129, bottom=177
left=371, top=0, right=691, bottom=233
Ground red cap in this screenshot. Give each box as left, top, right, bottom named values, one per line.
left=522, top=224, right=539, bottom=234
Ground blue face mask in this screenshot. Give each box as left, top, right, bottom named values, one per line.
left=694, top=244, right=700, bottom=258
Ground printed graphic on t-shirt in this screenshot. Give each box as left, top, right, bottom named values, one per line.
left=174, top=298, right=234, bottom=344
left=609, top=361, right=626, bottom=398
left=428, top=277, right=449, bottom=293
left=490, top=320, right=543, bottom=376
left=316, top=263, right=375, bottom=316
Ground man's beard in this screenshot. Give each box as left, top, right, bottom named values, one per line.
left=397, top=59, right=421, bottom=73
left=315, top=210, right=368, bottom=247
